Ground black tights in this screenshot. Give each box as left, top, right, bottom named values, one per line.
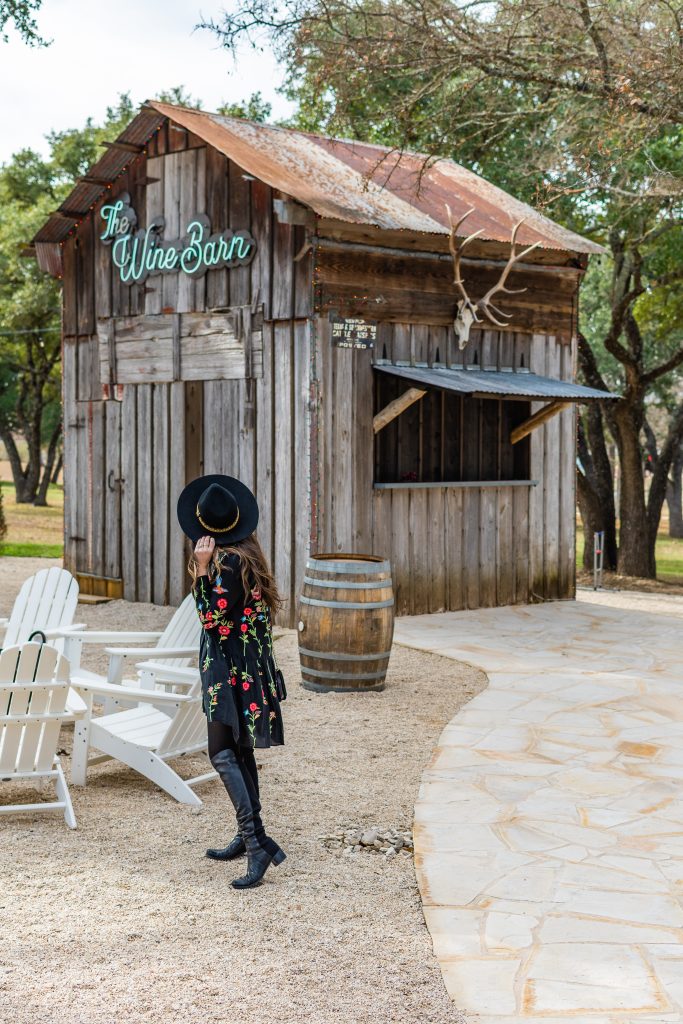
left=207, top=720, right=259, bottom=797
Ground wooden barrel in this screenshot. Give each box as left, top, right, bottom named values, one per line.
left=298, top=553, right=394, bottom=693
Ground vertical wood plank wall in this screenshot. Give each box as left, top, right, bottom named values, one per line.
left=313, top=319, right=576, bottom=616
left=61, top=124, right=312, bottom=624
left=60, top=116, right=577, bottom=623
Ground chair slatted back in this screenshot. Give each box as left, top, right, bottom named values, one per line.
left=154, top=594, right=201, bottom=667
left=157, top=677, right=206, bottom=756
left=0, top=643, right=70, bottom=774
left=4, top=568, right=79, bottom=655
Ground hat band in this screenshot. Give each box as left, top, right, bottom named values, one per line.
left=195, top=504, right=240, bottom=534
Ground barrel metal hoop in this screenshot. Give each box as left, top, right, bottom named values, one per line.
left=298, top=647, right=392, bottom=662
left=299, top=596, right=395, bottom=610
left=303, top=575, right=393, bottom=590
left=306, top=560, right=391, bottom=574
left=301, top=666, right=389, bottom=681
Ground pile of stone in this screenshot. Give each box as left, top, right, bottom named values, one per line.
left=318, top=826, right=414, bottom=860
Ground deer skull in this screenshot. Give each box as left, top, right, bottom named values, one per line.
left=454, top=299, right=478, bottom=350
left=445, top=204, right=541, bottom=350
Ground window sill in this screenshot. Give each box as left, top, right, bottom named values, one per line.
left=373, top=480, right=538, bottom=490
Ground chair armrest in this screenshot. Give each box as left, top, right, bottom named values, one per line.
left=104, top=646, right=197, bottom=659
left=136, top=662, right=199, bottom=683
left=71, top=677, right=194, bottom=706
left=0, top=618, right=9, bottom=629
left=54, top=629, right=164, bottom=643
left=66, top=687, right=89, bottom=718
left=42, top=624, right=86, bottom=639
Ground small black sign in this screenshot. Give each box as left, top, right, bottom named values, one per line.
left=330, top=315, right=377, bottom=349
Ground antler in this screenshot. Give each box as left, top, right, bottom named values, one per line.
left=478, top=219, right=542, bottom=327
left=445, top=204, right=485, bottom=315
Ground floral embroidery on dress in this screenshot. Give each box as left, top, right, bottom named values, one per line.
left=244, top=701, right=262, bottom=741
left=192, top=557, right=285, bottom=749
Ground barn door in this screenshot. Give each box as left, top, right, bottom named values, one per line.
left=118, top=382, right=195, bottom=605
left=102, top=397, right=123, bottom=583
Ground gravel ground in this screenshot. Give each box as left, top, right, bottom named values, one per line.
left=0, top=558, right=485, bottom=1024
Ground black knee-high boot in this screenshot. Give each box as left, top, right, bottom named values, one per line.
left=209, top=747, right=286, bottom=888
left=206, top=750, right=279, bottom=861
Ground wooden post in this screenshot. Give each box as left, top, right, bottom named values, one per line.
left=510, top=399, right=571, bottom=445
left=373, top=387, right=427, bottom=434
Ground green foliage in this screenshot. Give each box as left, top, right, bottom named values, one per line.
left=0, top=0, right=46, bottom=45
left=217, top=92, right=272, bottom=123
left=155, top=86, right=203, bottom=109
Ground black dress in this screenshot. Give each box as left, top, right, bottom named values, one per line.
left=191, top=553, right=286, bottom=749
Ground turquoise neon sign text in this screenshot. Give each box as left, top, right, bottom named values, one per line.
left=100, top=193, right=256, bottom=284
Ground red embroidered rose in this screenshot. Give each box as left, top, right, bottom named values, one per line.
left=252, top=588, right=261, bottom=599
left=230, top=676, right=237, bottom=686
left=218, top=626, right=230, bottom=635
left=242, top=681, right=250, bottom=690
left=241, top=623, right=248, bottom=633
left=203, top=622, right=214, bottom=630
left=205, top=612, right=213, bottom=619
left=249, top=702, right=258, bottom=712
left=217, top=598, right=228, bottom=610
left=243, top=607, right=253, bottom=616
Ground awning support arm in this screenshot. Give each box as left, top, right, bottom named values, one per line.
left=510, top=400, right=572, bottom=444
left=373, top=387, right=427, bottom=434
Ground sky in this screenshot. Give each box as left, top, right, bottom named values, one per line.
left=0, top=0, right=296, bottom=164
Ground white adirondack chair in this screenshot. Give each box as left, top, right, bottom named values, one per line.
left=0, top=566, right=87, bottom=717
left=59, top=593, right=200, bottom=692
left=0, top=642, right=78, bottom=829
left=0, top=566, right=84, bottom=651
left=71, top=667, right=214, bottom=805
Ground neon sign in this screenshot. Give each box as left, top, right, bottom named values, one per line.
left=99, top=193, right=256, bottom=284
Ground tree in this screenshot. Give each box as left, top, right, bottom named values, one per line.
left=203, top=0, right=683, bottom=579
left=218, top=92, right=273, bottom=122
left=0, top=174, right=61, bottom=505
left=0, top=94, right=140, bottom=505
left=0, top=0, right=46, bottom=45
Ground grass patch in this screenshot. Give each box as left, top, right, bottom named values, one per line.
left=0, top=542, right=63, bottom=558
left=0, top=480, right=64, bottom=557
left=577, top=524, right=683, bottom=584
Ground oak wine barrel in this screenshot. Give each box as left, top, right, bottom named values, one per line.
left=298, top=553, right=394, bottom=693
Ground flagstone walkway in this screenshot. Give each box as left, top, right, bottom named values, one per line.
left=395, top=595, right=683, bottom=1023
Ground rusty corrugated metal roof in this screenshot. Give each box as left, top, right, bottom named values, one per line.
left=375, top=364, right=617, bottom=401
left=32, top=108, right=165, bottom=245
left=33, top=100, right=605, bottom=255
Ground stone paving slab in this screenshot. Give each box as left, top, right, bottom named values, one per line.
left=396, top=596, right=683, bottom=1022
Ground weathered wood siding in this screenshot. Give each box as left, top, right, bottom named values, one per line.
left=312, top=319, right=576, bottom=614
left=60, top=114, right=578, bottom=624
left=314, top=240, right=581, bottom=341
left=61, top=121, right=312, bottom=623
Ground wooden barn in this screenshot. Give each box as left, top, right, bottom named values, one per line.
left=32, top=100, right=613, bottom=627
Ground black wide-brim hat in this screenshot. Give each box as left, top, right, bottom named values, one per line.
left=176, top=474, right=259, bottom=546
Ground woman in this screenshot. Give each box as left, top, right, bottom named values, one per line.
left=177, top=474, right=287, bottom=889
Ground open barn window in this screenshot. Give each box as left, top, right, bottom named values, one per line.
left=373, top=372, right=531, bottom=484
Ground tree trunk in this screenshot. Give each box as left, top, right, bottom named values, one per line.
left=666, top=444, right=683, bottom=538
left=51, top=452, right=63, bottom=485
left=575, top=410, right=618, bottom=571
left=34, top=422, right=62, bottom=507
left=646, top=404, right=683, bottom=564
left=613, top=401, right=654, bottom=577
left=576, top=469, right=605, bottom=571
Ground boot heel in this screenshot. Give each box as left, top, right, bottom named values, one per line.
left=271, top=847, right=286, bottom=866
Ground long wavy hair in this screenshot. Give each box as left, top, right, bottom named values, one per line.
left=188, top=532, right=283, bottom=615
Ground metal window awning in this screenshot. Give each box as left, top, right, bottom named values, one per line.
left=372, top=363, right=617, bottom=443
left=373, top=363, right=617, bottom=402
